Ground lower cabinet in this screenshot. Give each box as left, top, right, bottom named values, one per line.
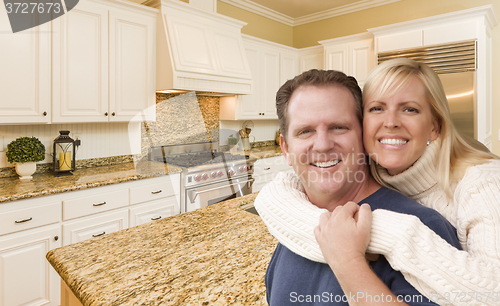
left=129, top=197, right=178, bottom=227
left=0, top=173, right=180, bottom=306
left=62, top=210, right=129, bottom=246
left=0, top=225, right=61, bottom=306
left=253, top=156, right=293, bottom=192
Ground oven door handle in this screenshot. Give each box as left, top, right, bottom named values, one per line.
left=187, top=178, right=255, bottom=204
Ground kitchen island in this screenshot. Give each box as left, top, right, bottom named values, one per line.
left=46, top=193, right=278, bottom=305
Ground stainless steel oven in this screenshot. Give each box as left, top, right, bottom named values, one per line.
left=150, top=142, right=256, bottom=213
left=184, top=175, right=254, bottom=212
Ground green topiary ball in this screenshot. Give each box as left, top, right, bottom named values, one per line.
left=6, top=137, right=46, bottom=164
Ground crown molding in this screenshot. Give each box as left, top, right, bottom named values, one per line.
left=220, top=0, right=402, bottom=27
left=219, top=0, right=294, bottom=26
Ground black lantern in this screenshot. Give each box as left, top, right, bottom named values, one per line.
left=53, top=131, right=76, bottom=176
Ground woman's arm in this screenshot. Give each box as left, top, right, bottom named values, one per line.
left=367, top=171, right=500, bottom=306
left=255, top=171, right=500, bottom=306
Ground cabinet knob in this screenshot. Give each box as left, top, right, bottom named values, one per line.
left=54, top=236, right=59, bottom=241
left=42, top=111, right=47, bottom=116
left=112, top=112, right=116, bottom=116
left=104, top=112, right=108, bottom=116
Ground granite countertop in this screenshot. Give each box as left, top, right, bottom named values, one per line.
left=46, top=193, right=278, bottom=305
left=0, top=145, right=283, bottom=204
left=0, top=160, right=184, bottom=203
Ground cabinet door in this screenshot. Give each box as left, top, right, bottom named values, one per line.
left=62, top=210, right=128, bottom=246
left=129, top=197, right=178, bottom=227
left=109, top=10, right=156, bottom=122
left=237, top=45, right=261, bottom=119
left=349, top=40, right=374, bottom=88
left=280, top=52, right=299, bottom=86
left=0, top=6, right=51, bottom=124
left=0, top=225, right=61, bottom=306
left=324, top=44, right=348, bottom=73
left=52, top=2, right=109, bottom=123
left=260, top=48, right=280, bottom=119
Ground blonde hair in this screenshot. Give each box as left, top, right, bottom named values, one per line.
left=363, top=58, right=498, bottom=197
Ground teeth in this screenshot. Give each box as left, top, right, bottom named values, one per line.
left=312, top=160, right=340, bottom=168
left=380, top=139, right=408, bottom=145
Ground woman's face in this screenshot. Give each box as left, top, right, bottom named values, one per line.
left=363, top=77, right=440, bottom=175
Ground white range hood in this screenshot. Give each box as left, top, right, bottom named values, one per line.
left=144, top=0, right=253, bottom=95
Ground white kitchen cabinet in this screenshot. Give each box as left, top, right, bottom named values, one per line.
left=280, top=50, right=299, bottom=86
left=62, top=210, right=129, bottom=246
left=0, top=5, right=51, bottom=124
left=52, top=0, right=156, bottom=123
left=0, top=225, right=61, bottom=306
left=129, top=197, right=178, bottom=227
left=0, top=172, right=180, bottom=306
left=220, top=35, right=300, bottom=120
left=320, top=32, right=374, bottom=88
left=253, top=156, right=293, bottom=192
left=298, top=45, right=324, bottom=73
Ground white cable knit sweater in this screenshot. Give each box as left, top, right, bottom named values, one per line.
left=254, top=141, right=500, bottom=306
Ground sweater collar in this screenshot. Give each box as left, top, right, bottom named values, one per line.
left=376, top=140, right=439, bottom=197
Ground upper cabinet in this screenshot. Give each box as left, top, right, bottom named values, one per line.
left=0, top=0, right=157, bottom=125
left=320, top=32, right=374, bottom=88
left=220, top=35, right=299, bottom=120
left=298, top=46, right=324, bottom=74
left=52, top=0, right=157, bottom=123
left=0, top=5, right=51, bottom=124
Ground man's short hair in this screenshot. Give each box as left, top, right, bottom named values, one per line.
left=276, top=69, right=362, bottom=140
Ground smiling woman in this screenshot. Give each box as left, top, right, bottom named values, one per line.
left=363, top=76, right=440, bottom=176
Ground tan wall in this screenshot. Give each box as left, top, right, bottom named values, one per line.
left=217, top=1, right=294, bottom=46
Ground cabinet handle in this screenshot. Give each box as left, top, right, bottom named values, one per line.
left=151, top=215, right=162, bottom=221
left=151, top=190, right=162, bottom=194
left=112, top=112, right=116, bottom=116
left=264, top=167, right=271, bottom=170
left=42, top=111, right=47, bottom=116
left=92, top=232, right=106, bottom=237
left=93, top=201, right=106, bottom=207
left=15, top=217, right=32, bottom=224
left=262, top=113, right=265, bottom=115
left=54, top=236, right=59, bottom=241
left=104, top=112, right=108, bottom=116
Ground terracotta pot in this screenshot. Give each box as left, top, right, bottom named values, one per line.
left=15, top=162, right=36, bottom=180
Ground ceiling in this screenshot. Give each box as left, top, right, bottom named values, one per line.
left=134, top=0, right=402, bottom=26
left=239, top=0, right=372, bottom=19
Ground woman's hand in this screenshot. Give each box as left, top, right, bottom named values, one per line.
left=314, top=202, right=373, bottom=271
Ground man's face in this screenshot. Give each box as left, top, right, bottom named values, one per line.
left=280, top=85, right=366, bottom=208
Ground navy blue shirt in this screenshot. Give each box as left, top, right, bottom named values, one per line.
left=266, top=187, right=462, bottom=305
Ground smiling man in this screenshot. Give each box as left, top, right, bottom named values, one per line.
left=255, top=69, right=461, bottom=305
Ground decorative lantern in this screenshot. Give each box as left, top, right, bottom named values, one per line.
left=53, top=131, right=76, bottom=176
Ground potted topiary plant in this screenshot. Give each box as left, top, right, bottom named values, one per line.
left=6, top=136, right=46, bottom=180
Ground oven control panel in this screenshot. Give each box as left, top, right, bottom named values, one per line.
left=186, top=164, right=253, bottom=186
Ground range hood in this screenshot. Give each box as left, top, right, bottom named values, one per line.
left=144, top=0, right=253, bottom=95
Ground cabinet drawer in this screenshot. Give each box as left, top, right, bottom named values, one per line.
left=129, top=180, right=177, bottom=205
left=129, top=198, right=179, bottom=227
left=0, top=202, right=60, bottom=236
left=62, top=210, right=128, bottom=246
left=63, top=189, right=129, bottom=221
left=253, top=156, right=291, bottom=175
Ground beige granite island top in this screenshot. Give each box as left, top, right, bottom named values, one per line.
left=0, top=160, right=183, bottom=204
left=246, top=145, right=283, bottom=160
left=46, top=193, right=278, bottom=305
